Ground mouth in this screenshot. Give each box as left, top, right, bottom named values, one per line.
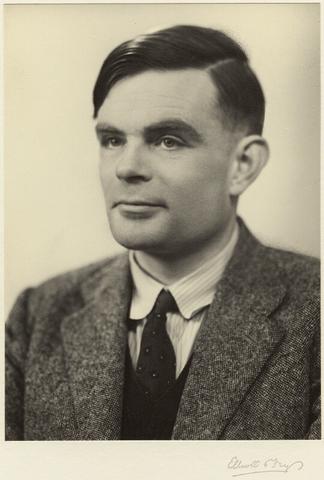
left=114, top=199, right=165, bottom=208
left=113, top=199, right=165, bottom=218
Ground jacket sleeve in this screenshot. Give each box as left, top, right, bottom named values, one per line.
left=305, top=321, right=321, bottom=439
left=5, top=289, right=34, bottom=441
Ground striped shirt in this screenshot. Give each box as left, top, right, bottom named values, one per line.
left=128, top=223, right=239, bottom=378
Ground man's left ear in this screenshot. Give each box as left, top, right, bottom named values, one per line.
left=229, top=135, right=269, bottom=196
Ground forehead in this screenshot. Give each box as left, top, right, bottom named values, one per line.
left=96, top=69, right=221, bottom=129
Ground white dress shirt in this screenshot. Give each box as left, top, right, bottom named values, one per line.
left=128, top=223, right=239, bottom=378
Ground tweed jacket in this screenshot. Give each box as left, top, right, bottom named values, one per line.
left=5, top=220, right=320, bottom=440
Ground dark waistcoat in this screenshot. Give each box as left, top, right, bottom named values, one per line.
left=121, top=348, right=192, bottom=440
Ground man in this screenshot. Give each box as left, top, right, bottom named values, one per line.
left=5, top=25, right=320, bottom=440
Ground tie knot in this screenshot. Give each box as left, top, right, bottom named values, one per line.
left=153, top=289, right=179, bottom=316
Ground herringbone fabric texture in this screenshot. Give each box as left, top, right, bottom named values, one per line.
left=4, top=218, right=321, bottom=440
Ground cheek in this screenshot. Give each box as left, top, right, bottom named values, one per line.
left=170, top=162, right=229, bottom=203
left=170, top=172, right=231, bottom=228
left=99, top=168, right=107, bottom=198
left=99, top=158, right=115, bottom=194
left=99, top=155, right=110, bottom=178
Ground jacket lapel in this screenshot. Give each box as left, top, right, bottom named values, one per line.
left=60, top=221, right=287, bottom=440
left=61, top=254, right=131, bottom=440
left=173, top=222, right=287, bottom=439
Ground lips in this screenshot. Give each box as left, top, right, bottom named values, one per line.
left=114, top=198, right=165, bottom=208
left=113, top=198, right=166, bottom=219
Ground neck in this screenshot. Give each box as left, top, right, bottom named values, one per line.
left=134, top=218, right=237, bottom=285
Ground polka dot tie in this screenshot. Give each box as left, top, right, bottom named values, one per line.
left=136, top=289, right=178, bottom=398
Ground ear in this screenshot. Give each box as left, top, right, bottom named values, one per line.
left=229, top=135, right=269, bottom=196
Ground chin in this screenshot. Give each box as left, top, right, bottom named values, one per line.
left=108, top=213, right=169, bottom=252
left=110, top=227, right=163, bottom=252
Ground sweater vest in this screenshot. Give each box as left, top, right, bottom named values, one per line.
left=121, top=348, right=192, bottom=440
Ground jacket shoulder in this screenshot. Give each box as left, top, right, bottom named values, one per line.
left=35, top=254, right=124, bottom=292
left=255, top=244, right=320, bottom=325
left=15, top=253, right=128, bottom=324
left=261, top=244, right=320, bottom=291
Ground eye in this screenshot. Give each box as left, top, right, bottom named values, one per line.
left=101, top=136, right=124, bottom=149
left=158, top=136, right=184, bottom=150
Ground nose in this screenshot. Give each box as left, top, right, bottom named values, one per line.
left=116, top=142, right=152, bottom=183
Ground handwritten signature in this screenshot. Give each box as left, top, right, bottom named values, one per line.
left=227, top=456, right=304, bottom=477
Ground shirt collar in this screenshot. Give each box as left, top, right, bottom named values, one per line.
left=129, top=222, right=239, bottom=320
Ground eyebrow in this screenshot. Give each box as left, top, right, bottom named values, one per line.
left=143, top=120, right=203, bottom=144
left=95, top=119, right=203, bottom=144
left=95, top=123, right=124, bottom=138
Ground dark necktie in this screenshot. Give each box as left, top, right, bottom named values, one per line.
left=135, top=289, right=178, bottom=398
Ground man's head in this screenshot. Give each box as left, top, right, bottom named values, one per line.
left=93, top=25, right=265, bottom=134
left=93, top=25, right=269, bottom=257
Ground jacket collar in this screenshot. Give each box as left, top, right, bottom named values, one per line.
left=172, top=218, right=287, bottom=439
left=61, top=254, right=132, bottom=440
left=129, top=222, right=239, bottom=320
left=61, top=218, right=287, bottom=440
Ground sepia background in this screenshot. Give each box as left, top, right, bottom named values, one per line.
left=4, top=3, right=320, bottom=316
left=2, top=3, right=322, bottom=479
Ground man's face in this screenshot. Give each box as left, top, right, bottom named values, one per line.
left=96, top=69, right=240, bottom=257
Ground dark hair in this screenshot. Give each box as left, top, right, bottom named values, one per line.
left=93, top=25, right=265, bottom=134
